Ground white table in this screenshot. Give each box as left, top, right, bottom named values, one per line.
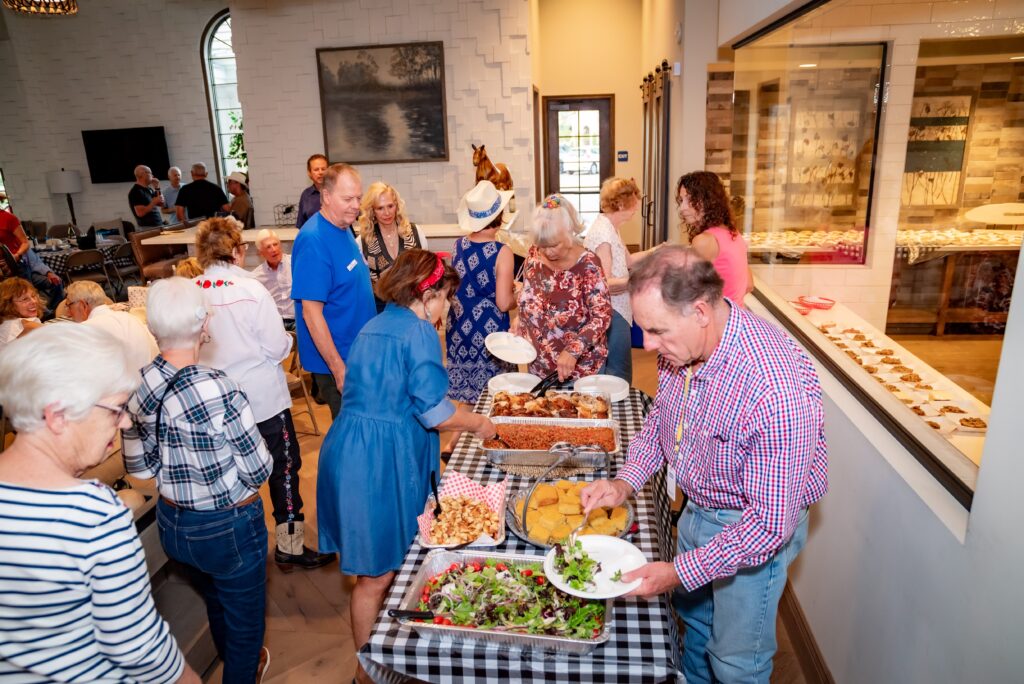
left=141, top=224, right=465, bottom=268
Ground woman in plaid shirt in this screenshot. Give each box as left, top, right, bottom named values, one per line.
left=123, top=277, right=273, bottom=684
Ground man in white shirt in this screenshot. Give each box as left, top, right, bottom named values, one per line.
left=251, top=229, right=295, bottom=330
left=65, top=282, right=159, bottom=371
left=161, top=166, right=183, bottom=219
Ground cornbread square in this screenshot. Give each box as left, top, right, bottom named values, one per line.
left=608, top=506, right=628, bottom=525
left=565, top=514, right=585, bottom=528
left=557, top=502, right=582, bottom=515
left=533, top=484, right=559, bottom=506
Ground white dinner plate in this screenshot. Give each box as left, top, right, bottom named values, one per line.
left=487, top=372, right=542, bottom=395
left=484, top=332, right=537, bottom=365
left=544, top=535, right=646, bottom=600
left=574, top=374, right=629, bottom=402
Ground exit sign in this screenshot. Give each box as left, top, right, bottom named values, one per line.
left=617, top=150, right=629, bottom=162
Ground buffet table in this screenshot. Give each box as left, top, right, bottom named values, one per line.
left=360, top=388, right=683, bottom=683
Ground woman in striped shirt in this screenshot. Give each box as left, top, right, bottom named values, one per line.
left=0, top=324, right=198, bottom=684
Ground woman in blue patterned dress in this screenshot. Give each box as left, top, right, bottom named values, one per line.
left=446, top=180, right=518, bottom=404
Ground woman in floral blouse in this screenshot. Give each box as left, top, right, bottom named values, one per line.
left=516, top=195, right=612, bottom=381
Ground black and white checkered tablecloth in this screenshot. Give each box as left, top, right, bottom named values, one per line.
left=38, top=245, right=133, bottom=279
left=360, top=388, right=683, bottom=683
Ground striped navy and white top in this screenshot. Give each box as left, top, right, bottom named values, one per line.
left=0, top=480, right=185, bottom=683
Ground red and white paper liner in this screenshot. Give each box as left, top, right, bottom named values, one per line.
left=417, top=471, right=508, bottom=547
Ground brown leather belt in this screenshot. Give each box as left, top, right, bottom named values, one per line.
left=160, top=492, right=260, bottom=511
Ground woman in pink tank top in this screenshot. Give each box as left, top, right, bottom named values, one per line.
left=676, top=171, right=752, bottom=305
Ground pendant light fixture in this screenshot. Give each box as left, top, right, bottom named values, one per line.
left=2, top=0, right=78, bottom=16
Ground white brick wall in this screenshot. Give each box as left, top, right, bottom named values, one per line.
left=0, top=0, right=222, bottom=229
left=0, top=0, right=536, bottom=231
left=229, top=0, right=536, bottom=226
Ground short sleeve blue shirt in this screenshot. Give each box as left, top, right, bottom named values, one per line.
left=290, top=212, right=375, bottom=374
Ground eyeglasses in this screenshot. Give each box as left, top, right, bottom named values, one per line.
left=94, top=402, right=129, bottom=422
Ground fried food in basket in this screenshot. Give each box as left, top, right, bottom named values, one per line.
left=484, top=424, right=616, bottom=452
left=491, top=390, right=610, bottom=419
left=516, top=479, right=628, bottom=544
left=429, top=496, right=500, bottom=545
left=939, top=405, right=966, bottom=415
left=959, top=417, right=987, bottom=429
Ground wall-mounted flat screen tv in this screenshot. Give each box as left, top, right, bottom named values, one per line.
left=81, top=126, right=170, bottom=183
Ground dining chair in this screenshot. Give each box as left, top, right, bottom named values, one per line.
left=283, top=331, right=320, bottom=437
left=110, top=242, right=141, bottom=293
left=128, top=228, right=186, bottom=283
left=65, top=249, right=113, bottom=293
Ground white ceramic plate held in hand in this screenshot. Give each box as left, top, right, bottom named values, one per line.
left=574, top=374, right=630, bottom=402
left=485, top=332, right=537, bottom=365
left=487, top=372, right=542, bottom=395
left=544, top=535, right=646, bottom=600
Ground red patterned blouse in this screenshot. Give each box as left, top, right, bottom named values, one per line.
left=517, top=246, right=612, bottom=380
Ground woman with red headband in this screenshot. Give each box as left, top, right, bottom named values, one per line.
left=315, top=249, right=496, bottom=684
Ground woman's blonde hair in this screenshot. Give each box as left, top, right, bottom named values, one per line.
left=0, top=278, right=43, bottom=321
left=600, top=177, right=640, bottom=214
left=175, top=257, right=204, bottom=278
left=357, top=182, right=412, bottom=239
left=531, top=194, right=583, bottom=248
left=195, top=216, right=245, bottom=269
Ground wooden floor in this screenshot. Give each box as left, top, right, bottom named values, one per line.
left=890, top=334, right=1003, bottom=405
left=205, top=348, right=808, bottom=683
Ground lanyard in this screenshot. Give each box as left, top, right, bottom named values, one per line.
left=673, top=366, right=694, bottom=454
left=666, top=366, right=693, bottom=500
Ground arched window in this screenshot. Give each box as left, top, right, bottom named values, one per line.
left=202, top=10, right=246, bottom=183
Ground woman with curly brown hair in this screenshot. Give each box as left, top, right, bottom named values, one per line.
left=315, top=248, right=496, bottom=684
left=0, top=278, right=43, bottom=350
left=676, top=170, right=753, bottom=304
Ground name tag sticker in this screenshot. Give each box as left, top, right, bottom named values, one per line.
left=347, top=259, right=358, bottom=271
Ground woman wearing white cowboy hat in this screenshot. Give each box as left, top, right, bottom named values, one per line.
left=446, top=180, right=519, bottom=409
left=226, top=171, right=254, bottom=228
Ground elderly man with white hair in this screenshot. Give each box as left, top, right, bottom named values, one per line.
left=174, top=162, right=229, bottom=223
left=129, top=164, right=165, bottom=227
left=161, top=166, right=183, bottom=217
left=250, top=228, right=294, bottom=329
left=65, top=281, right=158, bottom=371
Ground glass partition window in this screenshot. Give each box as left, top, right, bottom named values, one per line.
left=729, top=44, right=884, bottom=265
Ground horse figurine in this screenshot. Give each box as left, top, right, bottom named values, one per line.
left=471, top=144, right=513, bottom=192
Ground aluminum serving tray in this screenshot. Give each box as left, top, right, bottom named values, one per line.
left=394, top=548, right=613, bottom=654
left=482, top=417, right=621, bottom=468
left=487, top=389, right=613, bottom=421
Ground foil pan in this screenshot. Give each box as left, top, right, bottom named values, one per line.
left=504, top=488, right=636, bottom=550
left=487, top=389, right=612, bottom=421
left=393, top=548, right=613, bottom=654
left=481, top=417, right=621, bottom=468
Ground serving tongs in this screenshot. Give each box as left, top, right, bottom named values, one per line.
left=529, top=370, right=561, bottom=397
left=519, top=442, right=609, bottom=538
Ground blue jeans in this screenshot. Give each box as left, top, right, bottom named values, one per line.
left=673, top=502, right=809, bottom=684
left=157, top=497, right=268, bottom=684
left=601, top=311, right=633, bottom=383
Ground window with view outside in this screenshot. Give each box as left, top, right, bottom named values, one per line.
left=556, top=109, right=602, bottom=228
left=0, top=169, right=9, bottom=212
left=203, top=12, right=247, bottom=181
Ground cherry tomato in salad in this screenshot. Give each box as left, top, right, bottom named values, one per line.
left=496, top=563, right=507, bottom=571
left=521, top=569, right=533, bottom=577
left=535, top=576, right=545, bottom=586
left=433, top=616, right=445, bottom=624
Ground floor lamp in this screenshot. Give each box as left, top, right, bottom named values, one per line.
left=45, top=169, right=83, bottom=235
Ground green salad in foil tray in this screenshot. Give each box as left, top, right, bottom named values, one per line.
left=416, top=558, right=605, bottom=639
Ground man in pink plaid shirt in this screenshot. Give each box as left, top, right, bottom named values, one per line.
left=583, top=246, right=828, bottom=684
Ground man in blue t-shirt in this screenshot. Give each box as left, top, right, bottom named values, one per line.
left=290, top=163, right=375, bottom=419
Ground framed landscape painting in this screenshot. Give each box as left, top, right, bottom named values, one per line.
left=316, top=41, right=449, bottom=165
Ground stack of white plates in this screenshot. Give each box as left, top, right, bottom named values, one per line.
left=574, top=374, right=630, bottom=402
left=487, top=373, right=542, bottom=395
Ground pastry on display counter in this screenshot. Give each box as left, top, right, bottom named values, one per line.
left=804, top=306, right=990, bottom=465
